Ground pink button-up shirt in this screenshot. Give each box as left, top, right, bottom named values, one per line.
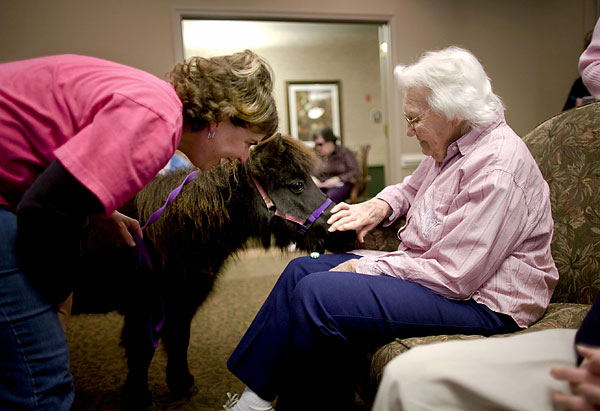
left=355, top=114, right=558, bottom=327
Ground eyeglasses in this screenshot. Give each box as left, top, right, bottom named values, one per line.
left=404, top=110, right=429, bottom=128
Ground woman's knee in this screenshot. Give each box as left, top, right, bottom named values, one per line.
left=289, top=273, right=332, bottom=312
left=280, top=255, right=343, bottom=288
left=288, top=273, right=345, bottom=345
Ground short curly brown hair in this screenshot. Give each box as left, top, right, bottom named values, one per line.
left=168, top=49, right=278, bottom=137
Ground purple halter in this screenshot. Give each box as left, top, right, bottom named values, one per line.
left=250, top=174, right=332, bottom=235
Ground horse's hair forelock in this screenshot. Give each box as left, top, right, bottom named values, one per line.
left=247, top=134, right=317, bottom=178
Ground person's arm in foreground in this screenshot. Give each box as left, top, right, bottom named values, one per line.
left=580, top=18, right=600, bottom=98
left=552, top=345, right=600, bottom=410
left=16, top=160, right=141, bottom=305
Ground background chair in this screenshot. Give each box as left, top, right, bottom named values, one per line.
left=348, top=144, right=371, bottom=204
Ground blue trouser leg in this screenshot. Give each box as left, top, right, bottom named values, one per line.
left=324, top=183, right=352, bottom=203
left=0, top=208, right=73, bottom=410
left=227, top=254, right=519, bottom=410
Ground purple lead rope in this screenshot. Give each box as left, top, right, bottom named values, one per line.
left=132, top=169, right=200, bottom=348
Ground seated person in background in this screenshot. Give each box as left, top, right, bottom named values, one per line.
left=312, top=126, right=359, bottom=203
left=223, top=46, right=558, bottom=411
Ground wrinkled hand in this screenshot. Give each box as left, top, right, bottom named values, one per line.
left=551, top=345, right=600, bottom=410
left=327, top=198, right=391, bottom=242
left=56, top=292, right=73, bottom=332
left=104, top=210, right=142, bottom=247
left=329, top=258, right=360, bottom=272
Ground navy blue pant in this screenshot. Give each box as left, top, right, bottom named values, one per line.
left=0, top=208, right=73, bottom=410
left=227, top=253, right=519, bottom=410
left=322, top=182, right=352, bottom=203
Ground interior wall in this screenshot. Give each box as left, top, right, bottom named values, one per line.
left=183, top=22, right=386, bottom=165
left=1, top=0, right=596, bottom=184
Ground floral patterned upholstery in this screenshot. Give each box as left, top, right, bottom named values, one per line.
left=360, top=102, right=600, bottom=404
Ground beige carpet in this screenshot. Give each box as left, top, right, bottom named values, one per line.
left=67, top=248, right=302, bottom=411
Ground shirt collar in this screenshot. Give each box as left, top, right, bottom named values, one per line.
left=442, top=111, right=505, bottom=162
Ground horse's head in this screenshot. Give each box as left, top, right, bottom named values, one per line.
left=246, top=134, right=357, bottom=253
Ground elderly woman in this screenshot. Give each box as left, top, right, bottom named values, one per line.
left=224, top=46, right=557, bottom=411
left=0, top=49, right=277, bottom=409
left=372, top=28, right=600, bottom=411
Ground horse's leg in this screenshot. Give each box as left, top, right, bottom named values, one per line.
left=162, top=302, right=196, bottom=397
left=121, top=312, right=156, bottom=407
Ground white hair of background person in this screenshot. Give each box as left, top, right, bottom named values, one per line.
left=394, top=46, right=505, bottom=133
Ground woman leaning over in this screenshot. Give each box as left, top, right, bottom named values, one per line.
left=0, top=49, right=277, bottom=410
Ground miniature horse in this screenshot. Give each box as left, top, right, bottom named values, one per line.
left=74, top=134, right=357, bottom=406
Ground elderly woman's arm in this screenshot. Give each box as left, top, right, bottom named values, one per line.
left=355, top=168, right=535, bottom=300
left=328, top=165, right=424, bottom=241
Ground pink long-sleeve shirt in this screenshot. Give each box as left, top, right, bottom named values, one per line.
left=579, top=18, right=600, bottom=98
left=355, top=113, right=558, bottom=328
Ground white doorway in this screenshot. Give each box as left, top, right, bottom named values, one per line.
left=172, top=12, right=398, bottom=189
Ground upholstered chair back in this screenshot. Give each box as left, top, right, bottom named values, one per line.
left=523, top=101, right=600, bottom=304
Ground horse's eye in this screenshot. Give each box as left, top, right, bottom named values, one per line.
left=289, top=181, right=304, bottom=194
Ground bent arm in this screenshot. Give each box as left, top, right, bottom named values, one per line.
left=16, top=160, right=104, bottom=304
left=338, top=147, right=360, bottom=182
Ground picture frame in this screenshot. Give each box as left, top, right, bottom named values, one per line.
left=286, top=81, right=342, bottom=144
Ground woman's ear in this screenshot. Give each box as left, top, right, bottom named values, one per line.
left=207, top=121, right=219, bottom=139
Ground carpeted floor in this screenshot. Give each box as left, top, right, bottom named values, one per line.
left=67, top=248, right=302, bottom=411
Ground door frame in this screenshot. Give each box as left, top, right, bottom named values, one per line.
left=171, top=8, right=402, bottom=185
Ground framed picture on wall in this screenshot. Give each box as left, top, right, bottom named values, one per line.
left=286, top=81, right=342, bottom=144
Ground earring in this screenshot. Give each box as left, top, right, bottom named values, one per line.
left=208, top=130, right=215, bottom=139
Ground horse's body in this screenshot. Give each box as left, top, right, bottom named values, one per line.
left=73, top=135, right=357, bottom=405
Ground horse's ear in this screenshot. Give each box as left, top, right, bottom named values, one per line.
left=253, top=132, right=280, bottom=155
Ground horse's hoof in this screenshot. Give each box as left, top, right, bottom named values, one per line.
left=166, top=372, right=196, bottom=398
left=122, top=378, right=153, bottom=410
left=169, top=384, right=198, bottom=400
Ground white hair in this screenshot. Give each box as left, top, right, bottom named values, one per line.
left=394, top=46, right=504, bottom=130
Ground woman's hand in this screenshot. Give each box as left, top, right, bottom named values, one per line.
left=56, top=293, right=73, bottom=332
left=321, top=176, right=342, bottom=189
left=311, top=175, right=324, bottom=188
left=329, top=258, right=359, bottom=273
left=101, top=211, right=143, bottom=246
left=327, top=198, right=391, bottom=242
left=551, top=345, right=600, bottom=410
